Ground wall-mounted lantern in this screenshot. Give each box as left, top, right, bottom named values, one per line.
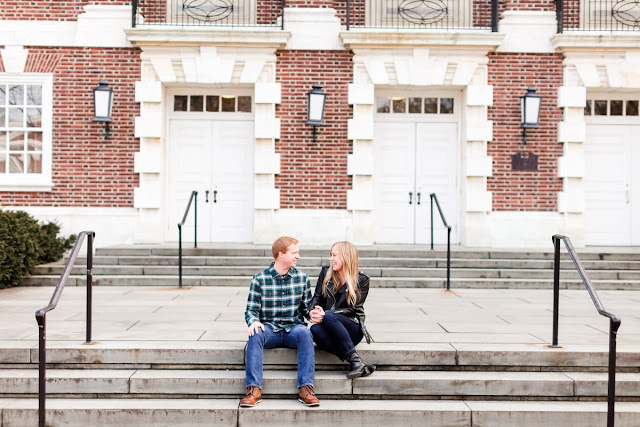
left=93, top=80, right=114, bottom=140
left=306, top=84, right=326, bottom=142
left=520, top=87, right=541, bottom=144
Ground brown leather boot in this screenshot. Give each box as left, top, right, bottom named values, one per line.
left=240, top=386, right=262, bottom=407
left=298, top=384, right=320, bottom=407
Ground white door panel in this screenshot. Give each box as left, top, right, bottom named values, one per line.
left=374, top=123, right=415, bottom=243
left=168, top=119, right=253, bottom=243
left=584, top=125, right=632, bottom=245
left=374, top=121, right=458, bottom=244
left=415, top=123, right=458, bottom=245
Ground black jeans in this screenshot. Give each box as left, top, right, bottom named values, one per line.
left=310, top=311, right=364, bottom=360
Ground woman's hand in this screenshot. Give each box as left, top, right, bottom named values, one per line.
left=309, top=305, right=325, bottom=324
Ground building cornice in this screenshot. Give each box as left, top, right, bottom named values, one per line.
left=125, top=27, right=290, bottom=49
left=340, top=29, right=505, bottom=53
left=552, top=33, right=640, bottom=52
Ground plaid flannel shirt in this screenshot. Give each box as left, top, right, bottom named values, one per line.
left=244, top=263, right=312, bottom=333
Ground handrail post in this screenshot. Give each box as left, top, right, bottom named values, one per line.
left=446, top=226, right=451, bottom=291
left=37, top=313, right=46, bottom=427
left=556, top=0, right=564, bottom=33
left=430, top=194, right=434, bottom=250
left=178, top=224, right=183, bottom=289
left=131, top=0, right=138, bottom=28
left=281, top=0, right=285, bottom=30
left=551, top=235, right=561, bottom=347
left=607, top=318, right=620, bottom=427
left=491, top=0, right=498, bottom=32
left=86, top=233, right=93, bottom=344
left=346, top=0, right=350, bottom=30
left=194, top=193, right=198, bottom=249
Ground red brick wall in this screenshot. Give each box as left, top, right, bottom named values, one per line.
left=487, top=52, right=563, bottom=211
left=0, top=47, right=140, bottom=207
left=275, top=50, right=353, bottom=209
left=0, top=1, right=131, bottom=21
left=506, top=0, right=556, bottom=11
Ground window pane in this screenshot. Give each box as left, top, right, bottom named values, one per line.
left=9, top=131, right=24, bottom=151
left=0, top=85, right=5, bottom=105
left=27, top=152, right=42, bottom=173
left=221, top=96, right=235, bottom=112
left=0, top=153, right=5, bottom=173
left=9, top=153, right=24, bottom=173
left=27, top=85, right=42, bottom=105
left=0, top=131, right=6, bottom=151
left=190, top=95, right=204, bottom=112
left=626, top=100, right=638, bottom=116
left=610, top=100, right=623, bottom=116
left=584, top=100, right=591, bottom=116
left=440, top=98, right=454, bottom=114
left=8, top=107, right=23, bottom=127
left=409, top=98, right=422, bottom=113
left=594, top=100, right=607, bottom=115
left=0, top=108, right=5, bottom=126
left=26, top=108, right=41, bottom=127
left=376, top=97, right=390, bottom=113
left=8, top=85, right=23, bottom=106
left=392, top=98, right=406, bottom=113
left=238, top=96, right=251, bottom=112
left=424, top=98, right=437, bottom=114
left=27, top=132, right=42, bottom=151
left=174, top=96, right=188, bottom=111
left=206, top=96, right=219, bottom=112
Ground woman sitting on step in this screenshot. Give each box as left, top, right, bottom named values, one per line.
left=308, top=241, right=375, bottom=379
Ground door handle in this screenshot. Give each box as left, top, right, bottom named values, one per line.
left=409, top=192, right=413, bottom=205
left=417, top=192, right=421, bottom=205
left=626, top=185, right=630, bottom=204
left=205, top=190, right=209, bottom=203
left=213, top=189, right=217, bottom=203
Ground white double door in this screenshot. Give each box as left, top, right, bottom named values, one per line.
left=584, top=124, right=640, bottom=245
left=167, top=119, right=254, bottom=243
left=374, top=121, right=458, bottom=244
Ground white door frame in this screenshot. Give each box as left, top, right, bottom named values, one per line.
left=164, top=88, right=255, bottom=243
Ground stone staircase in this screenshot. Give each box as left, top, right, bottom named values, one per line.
left=22, top=244, right=640, bottom=290
left=2, top=342, right=640, bottom=425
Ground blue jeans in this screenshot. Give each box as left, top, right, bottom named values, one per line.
left=245, top=323, right=315, bottom=389
left=310, top=311, right=364, bottom=361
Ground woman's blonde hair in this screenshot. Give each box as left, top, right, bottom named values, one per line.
left=323, top=241, right=360, bottom=306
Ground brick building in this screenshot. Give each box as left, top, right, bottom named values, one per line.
left=1, top=0, right=639, bottom=248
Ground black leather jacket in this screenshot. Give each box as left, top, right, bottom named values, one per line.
left=308, top=266, right=373, bottom=343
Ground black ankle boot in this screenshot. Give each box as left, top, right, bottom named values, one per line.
left=346, top=351, right=367, bottom=379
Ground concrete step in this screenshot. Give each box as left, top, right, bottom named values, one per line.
left=30, top=264, right=640, bottom=281
left=3, top=342, right=640, bottom=371
left=2, top=398, right=640, bottom=426
left=2, top=369, right=639, bottom=399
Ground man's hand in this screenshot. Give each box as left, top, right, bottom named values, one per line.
left=248, top=321, right=265, bottom=337
left=309, top=305, right=325, bottom=324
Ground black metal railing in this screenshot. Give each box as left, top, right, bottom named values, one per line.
left=557, top=0, right=640, bottom=32
left=346, top=0, right=499, bottom=31
left=178, top=191, right=198, bottom=288
left=430, top=193, right=451, bottom=291
left=35, top=231, right=95, bottom=427
left=132, top=0, right=285, bottom=28
left=551, top=235, right=621, bottom=427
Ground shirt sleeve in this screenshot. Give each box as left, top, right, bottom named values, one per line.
left=245, top=276, right=262, bottom=326
left=299, top=273, right=313, bottom=320
left=307, top=266, right=327, bottom=318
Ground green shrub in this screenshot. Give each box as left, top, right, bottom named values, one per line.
left=0, top=210, right=76, bottom=289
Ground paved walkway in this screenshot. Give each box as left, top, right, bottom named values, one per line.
left=2, top=285, right=639, bottom=349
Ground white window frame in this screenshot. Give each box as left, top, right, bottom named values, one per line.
left=0, top=73, right=53, bottom=192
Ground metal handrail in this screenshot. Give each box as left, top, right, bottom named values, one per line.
left=35, top=231, right=95, bottom=427
left=178, top=191, right=198, bottom=288
left=551, top=235, right=621, bottom=427
left=430, top=193, right=451, bottom=291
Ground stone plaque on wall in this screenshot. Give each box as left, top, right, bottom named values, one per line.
left=511, top=151, right=538, bottom=171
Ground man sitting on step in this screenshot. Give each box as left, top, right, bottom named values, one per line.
left=241, top=236, right=319, bottom=408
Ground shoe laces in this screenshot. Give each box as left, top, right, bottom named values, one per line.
left=246, top=386, right=258, bottom=397
left=302, top=385, right=315, bottom=396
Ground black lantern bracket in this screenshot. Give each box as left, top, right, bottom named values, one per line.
left=306, top=84, right=327, bottom=142
left=520, top=87, right=541, bottom=145
left=93, top=80, right=114, bottom=140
